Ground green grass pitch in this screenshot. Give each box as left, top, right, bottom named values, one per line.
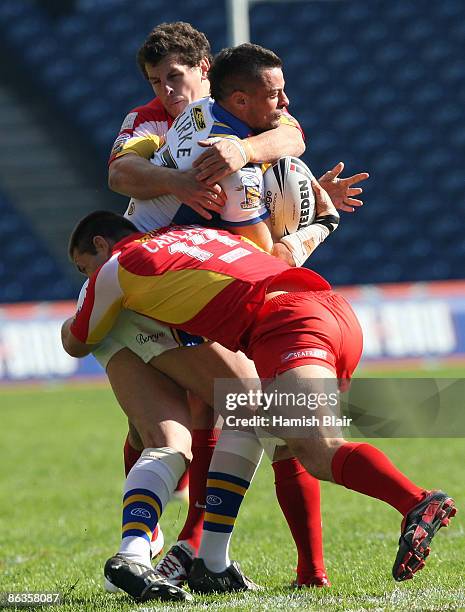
left=1, top=373, right=464, bottom=611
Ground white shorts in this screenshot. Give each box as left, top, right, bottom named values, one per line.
left=92, top=310, right=205, bottom=370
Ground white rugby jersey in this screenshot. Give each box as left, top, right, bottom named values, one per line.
left=124, top=97, right=269, bottom=231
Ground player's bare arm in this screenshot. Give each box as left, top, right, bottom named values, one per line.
left=109, top=154, right=226, bottom=220
left=61, top=317, right=94, bottom=357
left=193, top=122, right=305, bottom=184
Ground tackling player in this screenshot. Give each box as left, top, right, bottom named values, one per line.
left=62, top=209, right=456, bottom=597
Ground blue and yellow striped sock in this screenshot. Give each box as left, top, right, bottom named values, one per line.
left=118, top=447, right=185, bottom=566
left=204, top=471, right=250, bottom=534
left=122, top=487, right=163, bottom=543
left=197, top=431, right=263, bottom=572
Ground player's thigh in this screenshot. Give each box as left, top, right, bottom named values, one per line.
left=107, top=348, right=191, bottom=456
left=151, top=342, right=259, bottom=407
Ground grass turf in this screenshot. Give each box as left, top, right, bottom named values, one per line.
left=1, top=381, right=464, bottom=611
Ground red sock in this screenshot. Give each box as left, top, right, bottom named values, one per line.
left=331, top=442, right=426, bottom=516
left=175, top=467, right=189, bottom=492
left=176, top=428, right=220, bottom=552
left=273, top=457, right=326, bottom=582
left=123, top=435, right=142, bottom=477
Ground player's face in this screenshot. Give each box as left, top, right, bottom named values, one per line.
left=243, top=68, right=289, bottom=132
left=146, top=54, right=209, bottom=118
left=73, top=248, right=110, bottom=278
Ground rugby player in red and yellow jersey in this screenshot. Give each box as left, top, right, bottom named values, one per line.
left=62, top=204, right=455, bottom=596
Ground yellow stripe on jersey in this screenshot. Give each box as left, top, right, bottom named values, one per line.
left=122, top=522, right=153, bottom=537
left=210, top=133, right=242, bottom=140
left=212, top=121, right=233, bottom=129
left=118, top=268, right=237, bottom=325
left=113, top=134, right=163, bottom=160
left=206, top=479, right=248, bottom=496
left=87, top=297, right=124, bottom=344
left=204, top=512, right=236, bottom=526
left=123, top=494, right=162, bottom=519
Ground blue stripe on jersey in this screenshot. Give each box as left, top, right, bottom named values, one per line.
left=220, top=210, right=270, bottom=227
left=212, top=102, right=252, bottom=139
left=172, top=204, right=208, bottom=225
left=210, top=123, right=238, bottom=137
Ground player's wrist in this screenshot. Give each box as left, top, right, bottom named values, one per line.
left=241, top=138, right=255, bottom=164
left=313, top=213, right=340, bottom=234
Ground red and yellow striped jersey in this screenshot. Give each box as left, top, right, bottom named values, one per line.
left=70, top=225, right=328, bottom=354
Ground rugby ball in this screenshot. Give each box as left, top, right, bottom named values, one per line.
left=263, top=156, right=316, bottom=240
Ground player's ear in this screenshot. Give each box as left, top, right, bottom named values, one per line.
left=229, top=90, right=248, bottom=109
left=199, top=57, right=210, bottom=79
left=93, top=235, right=111, bottom=254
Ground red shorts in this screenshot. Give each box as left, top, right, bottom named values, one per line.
left=248, top=290, right=363, bottom=382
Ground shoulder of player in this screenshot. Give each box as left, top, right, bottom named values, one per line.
left=118, top=98, right=171, bottom=133
left=169, top=96, right=212, bottom=130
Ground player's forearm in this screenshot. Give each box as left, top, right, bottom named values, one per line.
left=108, top=155, right=180, bottom=199
left=245, top=124, right=305, bottom=164
left=61, top=318, right=93, bottom=358
left=229, top=220, right=274, bottom=254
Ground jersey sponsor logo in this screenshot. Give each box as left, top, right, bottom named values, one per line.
left=281, top=348, right=328, bottom=362
left=130, top=507, right=152, bottom=519
left=172, top=112, right=195, bottom=152
left=111, top=132, right=131, bottom=155
left=242, top=186, right=261, bottom=209
left=206, top=494, right=222, bottom=506
left=136, top=331, right=166, bottom=344
left=120, top=112, right=138, bottom=131
left=191, top=106, right=206, bottom=131
left=240, top=173, right=262, bottom=209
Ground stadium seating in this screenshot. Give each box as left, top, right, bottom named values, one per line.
left=0, top=0, right=463, bottom=297
left=0, top=191, right=74, bottom=302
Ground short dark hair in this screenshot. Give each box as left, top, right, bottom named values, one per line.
left=209, top=43, right=283, bottom=101
left=68, top=211, right=137, bottom=258
left=137, top=21, right=212, bottom=79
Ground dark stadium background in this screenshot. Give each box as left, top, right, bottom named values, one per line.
left=0, top=0, right=463, bottom=302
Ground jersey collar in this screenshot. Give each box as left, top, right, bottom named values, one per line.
left=112, top=232, right=143, bottom=253
left=211, top=101, right=253, bottom=139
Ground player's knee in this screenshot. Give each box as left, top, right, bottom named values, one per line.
left=136, top=447, right=190, bottom=488
left=285, top=436, right=344, bottom=481
left=139, top=429, right=191, bottom=459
